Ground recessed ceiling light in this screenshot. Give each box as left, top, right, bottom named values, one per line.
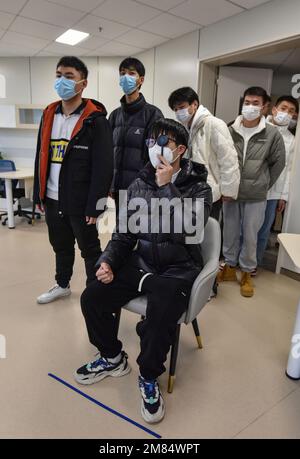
left=55, top=29, right=89, bottom=46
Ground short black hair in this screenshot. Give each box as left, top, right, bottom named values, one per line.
left=265, top=94, right=272, bottom=104
left=243, top=86, right=269, bottom=105
left=56, top=56, right=88, bottom=79
left=275, top=95, right=299, bottom=113
left=119, top=57, right=145, bottom=77
left=149, top=118, right=189, bottom=148
left=168, top=87, right=199, bottom=110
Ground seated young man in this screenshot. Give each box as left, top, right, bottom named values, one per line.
left=74, top=119, right=212, bottom=424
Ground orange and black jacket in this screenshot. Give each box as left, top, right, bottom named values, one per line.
left=33, top=98, right=113, bottom=218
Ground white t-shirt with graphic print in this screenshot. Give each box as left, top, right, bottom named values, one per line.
left=46, top=108, right=82, bottom=201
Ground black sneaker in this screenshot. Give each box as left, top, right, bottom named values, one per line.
left=74, top=351, right=131, bottom=385
left=138, top=376, right=165, bottom=424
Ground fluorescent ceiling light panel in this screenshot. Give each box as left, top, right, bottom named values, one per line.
left=55, top=29, right=89, bottom=46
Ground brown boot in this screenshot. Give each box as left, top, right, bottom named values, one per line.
left=240, top=272, right=254, bottom=297
left=217, top=264, right=237, bottom=283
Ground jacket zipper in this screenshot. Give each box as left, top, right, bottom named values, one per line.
left=151, top=191, right=161, bottom=272
left=57, top=128, right=84, bottom=211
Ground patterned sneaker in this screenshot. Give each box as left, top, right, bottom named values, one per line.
left=74, top=351, right=131, bottom=385
left=138, top=376, right=165, bottom=424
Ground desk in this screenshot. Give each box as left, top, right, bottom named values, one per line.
left=0, top=168, right=34, bottom=229
left=278, top=233, right=300, bottom=380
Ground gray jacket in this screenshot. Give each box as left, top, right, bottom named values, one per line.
left=229, top=116, right=286, bottom=202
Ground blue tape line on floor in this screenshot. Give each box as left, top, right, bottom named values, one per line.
left=48, top=373, right=162, bottom=439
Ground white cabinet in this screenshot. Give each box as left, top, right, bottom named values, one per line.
left=0, top=104, right=43, bottom=129
left=0, top=105, right=16, bottom=128
left=16, top=105, right=43, bottom=129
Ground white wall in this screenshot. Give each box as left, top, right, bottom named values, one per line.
left=136, top=48, right=155, bottom=105
left=0, top=58, right=31, bottom=104
left=153, top=30, right=200, bottom=118
left=98, top=56, right=124, bottom=116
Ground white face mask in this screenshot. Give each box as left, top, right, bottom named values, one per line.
left=274, top=110, right=293, bottom=126
left=242, top=104, right=262, bottom=121
left=175, top=108, right=193, bottom=125
left=148, top=144, right=179, bottom=168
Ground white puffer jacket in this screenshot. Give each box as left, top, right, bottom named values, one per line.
left=266, top=116, right=295, bottom=201
left=187, top=105, right=240, bottom=202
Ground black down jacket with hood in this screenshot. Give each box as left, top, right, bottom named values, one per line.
left=97, top=159, right=213, bottom=281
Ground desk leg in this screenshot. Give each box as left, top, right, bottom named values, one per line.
left=286, top=298, right=300, bottom=380
left=5, top=178, right=15, bottom=229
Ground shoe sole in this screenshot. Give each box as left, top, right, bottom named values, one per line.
left=140, top=397, right=165, bottom=424
left=37, top=290, right=71, bottom=304
left=74, top=363, right=131, bottom=385
left=240, top=290, right=254, bottom=297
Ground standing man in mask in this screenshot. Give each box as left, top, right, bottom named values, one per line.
left=168, top=86, right=240, bottom=221
left=217, top=87, right=285, bottom=297
left=33, top=56, right=113, bottom=304
left=256, top=95, right=298, bottom=269
left=109, top=57, right=163, bottom=214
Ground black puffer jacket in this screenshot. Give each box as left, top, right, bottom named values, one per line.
left=109, top=94, right=163, bottom=192
left=98, top=159, right=212, bottom=281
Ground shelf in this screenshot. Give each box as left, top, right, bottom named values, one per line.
left=15, top=105, right=43, bottom=129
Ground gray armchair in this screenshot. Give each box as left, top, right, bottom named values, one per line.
left=115, top=217, right=221, bottom=393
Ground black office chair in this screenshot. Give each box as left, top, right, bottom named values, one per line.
left=0, top=160, right=40, bottom=226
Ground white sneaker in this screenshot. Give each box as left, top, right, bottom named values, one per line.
left=37, top=284, right=71, bottom=304
left=138, top=376, right=165, bottom=424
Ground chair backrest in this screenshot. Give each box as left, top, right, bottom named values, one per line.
left=0, top=160, right=16, bottom=172
left=184, top=217, right=221, bottom=323
left=201, top=217, right=221, bottom=267
left=0, top=160, right=18, bottom=196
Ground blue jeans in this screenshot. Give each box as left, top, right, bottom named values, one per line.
left=257, top=199, right=278, bottom=266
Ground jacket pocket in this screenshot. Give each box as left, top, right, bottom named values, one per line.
left=72, top=160, right=91, bottom=182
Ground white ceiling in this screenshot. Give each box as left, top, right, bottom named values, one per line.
left=0, top=0, right=272, bottom=57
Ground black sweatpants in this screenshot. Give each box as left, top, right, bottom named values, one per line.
left=44, top=198, right=101, bottom=288
left=80, top=264, right=196, bottom=380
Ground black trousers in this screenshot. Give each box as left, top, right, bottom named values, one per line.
left=80, top=264, right=195, bottom=380
left=44, top=198, right=101, bottom=288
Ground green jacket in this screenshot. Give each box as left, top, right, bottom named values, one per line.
left=229, top=116, right=286, bottom=202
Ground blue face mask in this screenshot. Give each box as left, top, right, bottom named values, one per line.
left=54, top=76, right=84, bottom=101
left=119, top=74, right=138, bottom=95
